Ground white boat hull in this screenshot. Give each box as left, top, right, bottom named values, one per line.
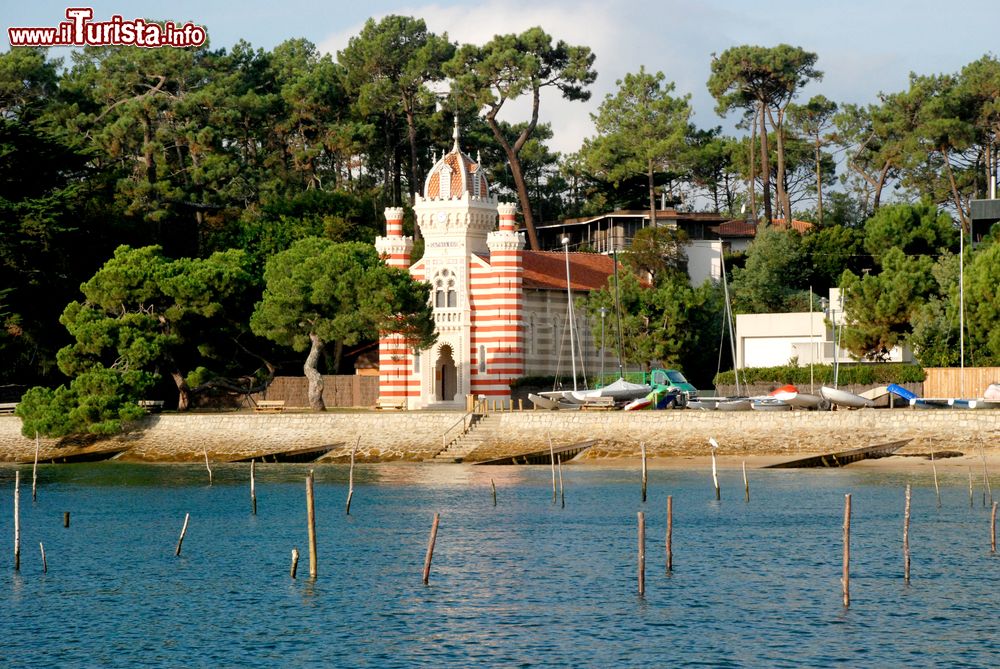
left=820, top=386, right=874, bottom=409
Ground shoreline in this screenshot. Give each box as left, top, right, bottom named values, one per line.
left=2, top=410, right=998, bottom=465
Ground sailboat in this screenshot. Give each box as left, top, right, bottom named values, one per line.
left=533, top=237, right=592, bottom=409
left=570, top=248, right=651, bottom=404
left=535, top=245, right=650, bottom=408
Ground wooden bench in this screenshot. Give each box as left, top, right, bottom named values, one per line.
left=374, top=398, right=406, bottom=411
left=254, top=400, right=286, bottom=413
left=0, top=402, right=17, bottom=415
left=138, top=400, right=164, bottom=413
left=581, top=396, right=615, bottom=410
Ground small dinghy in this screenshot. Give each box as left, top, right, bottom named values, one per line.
left=752, top=398, right=791, bottom=411
left=910, top=398, right=950, bottom=410
left=623, top=397, right=652, bottom=411
left=820, top=386, right=874, bottom=409
left=770, top=387, right=827, bottom=410
left=717, top=398, right=752, bottom=412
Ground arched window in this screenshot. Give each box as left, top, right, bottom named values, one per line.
left=431, top=268, right=458, bottom=309
left=479, top=345, right=487, bottom=373
left=434, top=279, right=445, bottom=308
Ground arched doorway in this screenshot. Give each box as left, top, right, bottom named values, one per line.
left=436, top=345, right=457, bottom=402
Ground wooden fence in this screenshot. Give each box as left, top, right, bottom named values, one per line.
left=251, top=375, right=379, bottom=408
left=923, top=367, right=1000, bottom=398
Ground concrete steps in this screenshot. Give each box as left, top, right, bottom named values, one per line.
left=431, top=415, right=493, bottom=463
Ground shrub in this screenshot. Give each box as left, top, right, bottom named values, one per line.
left=713, top=363, right=924, bottom=387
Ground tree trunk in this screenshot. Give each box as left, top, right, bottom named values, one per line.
left=171, top=371, right=191, bottom=412
left=815, top=137, right=824, bottom=226
left=941, top=145, right=970, bottom=232
left=647, top=158, right=657, bottom=231
left=758, top=102, right=773, bottom=226
left=485, top=88, right=542, bottom=251
left=405, top=107, right=422, bottom=241
left=749, top=110, right=757, bottom=219
left=770, top=108, right=790, bottom=223
left=304, top=333, right=326, bottom=411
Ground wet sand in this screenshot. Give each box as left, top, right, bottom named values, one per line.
left=576, top=451, right=1000, bottom=472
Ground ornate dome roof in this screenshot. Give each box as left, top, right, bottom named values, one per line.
left=423, top=118, right=490, bottom=201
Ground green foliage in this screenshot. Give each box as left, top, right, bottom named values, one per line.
left=840, top=249, right=938, bottom=360
left=252, top=238, right=434, bottom=352
left=16, top=366, right=153, bottom=438
left=622, top=226, right=689, bottom=286
left=581, top=270, right=722, bottom=385
left=863, top=202, right=957, bottom=263
left=339, top=15, right=454, bottom=201
left=964, top=238, right=1000, bottom=365
left=800, top=224, right=869, bottom=295
left=713, top=363, right=924, bottom=387
left=56, top=245, right=254, bottom=408
left=447, top=26, right=596, bottom=247
left=582, top=67, right=691, bottom=217
left=730, top=226, right=812, bottom=313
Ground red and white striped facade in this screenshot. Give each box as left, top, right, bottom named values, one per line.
left=375, top=127, right=525, bottom=409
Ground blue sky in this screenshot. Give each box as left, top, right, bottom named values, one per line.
left=4, top=1, right=997, bottom=154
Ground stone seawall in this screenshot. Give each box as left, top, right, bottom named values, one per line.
left=0, top=413, right=460, bottom=463
left=469, top=410, right=1000, bottom=461
left=1, top=410, right=998, bottom=464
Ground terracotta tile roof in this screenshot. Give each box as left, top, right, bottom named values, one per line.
left=521, top=251, right=617, bottom=291
left=714, top=218, right=814, bottom=237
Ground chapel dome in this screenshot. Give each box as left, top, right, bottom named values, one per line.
left=423, top=118, right=490, bottom=201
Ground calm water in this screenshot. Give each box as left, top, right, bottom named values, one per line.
left=1, top=463, right=998, bottom=668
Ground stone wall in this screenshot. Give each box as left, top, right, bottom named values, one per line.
left=0, top=413, right=459, bottom=463
left=2, top=409, right=998, bottom=464
left=466, top=409, right=1000, bottom=461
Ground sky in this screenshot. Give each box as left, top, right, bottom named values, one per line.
left=4, top=1, right=997, bottom=154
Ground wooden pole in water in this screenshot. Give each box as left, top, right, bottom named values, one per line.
left=175, top=513, right=190, bottom=557
left=549, top=438, right=557, bottom=504
left=39, top=542, right=47, bottom=574
left=346, top=437, right=359, bottom=515
left=992, top=502, right=997, bottom=554
left=290, top=548, right=299, bottom=579
left=14, top=471, right=20, bottom=571
left=250, top=459, right=257, bottom=516
left=932, top=452, right=940, bottom=508
left=984, top=450, right=993, bottom=507
left=203, top=446, right=213, bottom=486
left=558, top=454, right=565, bottom=509
left=640, top=442, right=648, bottom=503
left=843, top=494, right=851, bottom=607
left=970, top=468, right=975, bottom=508
left=306, top=471, right=317, bottom=579
left=32, top=432, right=39, bottom=502
left=63, top=512, right=70, bottom=528
left=422, top=513, right=440, bottom=585
left=666, top=495, right=673, bottom=573
left=903, top=484, right=911, bottom=583
left=742, top=460, right=750, bottom=503
left=637, top=511, right=646, bottom=596
left=491, top=478, right=497, bottom=507
left=709, top=438, right=721, bottom=500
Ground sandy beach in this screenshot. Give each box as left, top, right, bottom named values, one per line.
left=576, top=451, right=1000, bottom=472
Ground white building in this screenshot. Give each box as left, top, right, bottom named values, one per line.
left=735, top=288, right=914, bottom=368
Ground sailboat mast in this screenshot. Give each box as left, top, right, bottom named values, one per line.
left=562, top=237, right=578, bottom=391
left=960, top=220, right=965, bottom=397
left=720, top=248, right=740, bottom=395
left=612, top=248, right=625, bottom=379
